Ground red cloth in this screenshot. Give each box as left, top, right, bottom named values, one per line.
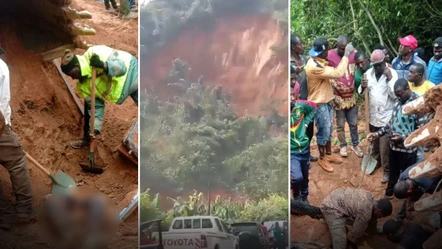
left=399, top=35, right=418, bottom=50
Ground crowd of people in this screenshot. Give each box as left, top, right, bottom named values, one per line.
left=290, top=34, right=442, bottom=249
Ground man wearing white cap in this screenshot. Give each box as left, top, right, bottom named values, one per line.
left=358, top=49, right=398, bottom=184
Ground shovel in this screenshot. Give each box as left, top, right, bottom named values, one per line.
left=79, top=67, right=104, bottom=174
left=361, top=82, right=378, bottom=176
left=26, top=152, right=77, bottom=195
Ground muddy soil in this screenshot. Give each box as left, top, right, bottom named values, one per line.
left=0, top=0, right=138, bottom=248
left=291, top=112, right=435, bottom=249
left=141, top=14, right=288, bottom=116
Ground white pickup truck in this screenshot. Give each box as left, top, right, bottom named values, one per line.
left=152, top=216, right=239, bottom=249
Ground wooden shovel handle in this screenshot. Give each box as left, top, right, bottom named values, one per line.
left=25, top=152, right=51, bottom=176
left=90, top=67, right=96, bottom=138
left=364, top=76, right=370, bottom=132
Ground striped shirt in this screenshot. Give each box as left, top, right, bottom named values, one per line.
left=374, top=92, right=427, bottom=153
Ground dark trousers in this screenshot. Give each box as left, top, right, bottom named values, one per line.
left=290, top=152, right=310, bottom=201
left=83, top=103, right=91, bottom=139
left=0, top=127, right=33, bottom=224
left=369, top=125, right=390, bottom=172
left=129, top=0, right=136, bottom=8
left=307, top=120, right=314, bottom=141
left=104, top=0, right=117, bottom=9
left=386, top=150, right=417, bottom=196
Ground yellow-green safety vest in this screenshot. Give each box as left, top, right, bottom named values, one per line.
left=76, top=45, right=133, bottom=103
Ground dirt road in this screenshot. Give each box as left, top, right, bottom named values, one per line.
left=0, top=0, right=138, bottom=248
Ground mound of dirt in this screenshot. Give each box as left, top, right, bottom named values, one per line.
left=0, top=0, right=138, bottom=247
left=141, top=14, right=288, bottom=116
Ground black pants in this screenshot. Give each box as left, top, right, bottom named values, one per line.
left=307, top=120, right=314, bottom=142
left=386, top=150, right=417, bottom=196
left=104, top=0, right=117, bottom=9
left=83, top=102, right=91, bottom=139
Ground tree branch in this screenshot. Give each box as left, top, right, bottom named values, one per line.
left=356, top=0, right=384, bottom=45
left=350, top=0, right=370, bottom=53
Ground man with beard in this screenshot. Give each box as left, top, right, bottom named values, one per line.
left=428, top=37, right=442, bottom=85
left=367, top=78, right=427, bottom=198
left=392, top=35, right=428, bottom=80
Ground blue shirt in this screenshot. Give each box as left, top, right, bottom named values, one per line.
left=392, top=54, right=428, bottom=80
left=428, top=58, right=442, bottom=85
left=400, top=164, right=442, bottom=193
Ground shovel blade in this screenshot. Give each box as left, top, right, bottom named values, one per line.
left=79, top=162, right=104, bottom=174
left=51, top=170, right=77, bottom=195
left=361, top=155, right=377, bottom=175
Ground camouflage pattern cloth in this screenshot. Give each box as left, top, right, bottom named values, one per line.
left=320, top=188, right=374, bottom=248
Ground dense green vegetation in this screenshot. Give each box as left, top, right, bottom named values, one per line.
left=291, top=0, right=442, bottom=60
left=139, top=0, right=289, bottom=224
left=140, top=190, right=288, bottom=228
left=139, top=60, right=288, bottom=199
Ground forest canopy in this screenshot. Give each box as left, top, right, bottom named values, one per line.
left=291, top=0, right=442, bottom=61
left=139, top=0, right=289, bottom=204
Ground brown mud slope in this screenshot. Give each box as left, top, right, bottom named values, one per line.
left=0, top=0, right=138, bottom=248
left=142, top=14, right=288, bottom=116
left=291, top=118, right=435, bottom=249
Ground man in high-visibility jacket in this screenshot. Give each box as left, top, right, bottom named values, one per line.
left=60, top=45, right=138, bottom=149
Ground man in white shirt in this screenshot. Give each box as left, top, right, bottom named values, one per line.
left=0, top=55, right=34, bottom=231
left=358, top=49, right=398, bottom=185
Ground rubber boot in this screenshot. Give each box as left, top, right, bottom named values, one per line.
left=318, top=145, right=334, bottom=172
left=325, top=141, right=343, bottom=164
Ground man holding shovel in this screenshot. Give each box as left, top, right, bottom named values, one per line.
left=60, top=45, right=138, bottom=150
left=358, top=49, right=398, bottom=184
left=0, top=55, right=34, bottom=230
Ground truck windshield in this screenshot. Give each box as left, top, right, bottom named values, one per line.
left=232, top=224, right=259, bottom=235
left=202, top=219, right=213, bottom=228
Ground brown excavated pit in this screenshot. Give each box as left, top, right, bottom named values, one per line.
left=0, top=0, right=138, bottom=247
